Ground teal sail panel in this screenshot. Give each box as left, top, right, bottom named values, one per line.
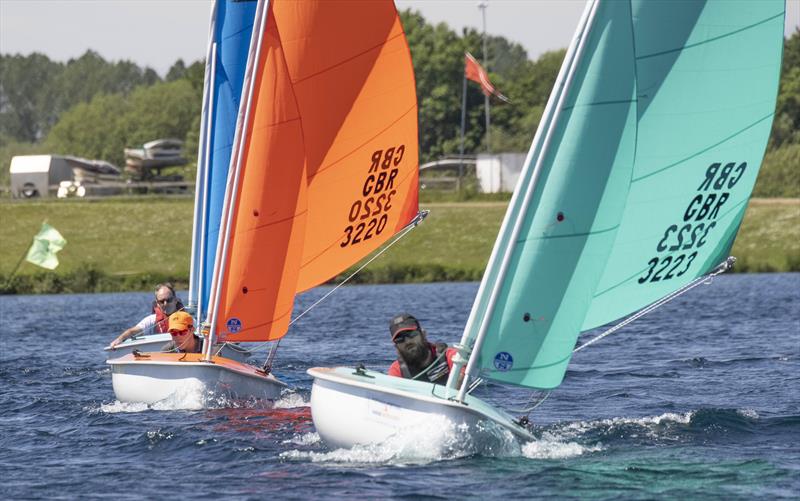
left=466, top=0, right=784, bottom=390
left=582, top=1, right=784, bottom=330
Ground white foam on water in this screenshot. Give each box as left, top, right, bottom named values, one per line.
left=554, top=411, right=695, bottom=439
left=273, top=391, right=309, bottom=409
left=149, top=379, right=208, bottom=410
left=281, top=415, right=522, bottom=465
left=520, top=432, right=603, bottom=459
left=282, top=432, right=321, bottom=446
left=738, top=408, right=759, bottom=419
left=99, top=401, right=151, bottom=413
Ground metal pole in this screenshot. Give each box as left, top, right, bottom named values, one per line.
left=479, top=1, right=490, bottom=153
left=188, top=1, right=218, bottom=314
left=205, top=0, right=269, bottom=361
left=459, top=72, right=467, bottom=192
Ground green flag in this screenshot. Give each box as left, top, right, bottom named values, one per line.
left=25, top=223, right=67, bottom=270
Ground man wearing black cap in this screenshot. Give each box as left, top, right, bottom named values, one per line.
left=388, top=313, right=459, bottom=385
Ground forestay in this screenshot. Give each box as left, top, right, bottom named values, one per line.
left=461, top=0, right=784, bottom=390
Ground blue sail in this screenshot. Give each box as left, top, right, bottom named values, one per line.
left=195, top=0, right=258, bottom=317
left=461, top=0, right=784, bottom=390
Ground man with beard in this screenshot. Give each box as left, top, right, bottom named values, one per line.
left=109, top=283, right=184, bottom=348
left=387, top=313, right=461, bottom=385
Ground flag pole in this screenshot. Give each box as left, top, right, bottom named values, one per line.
left=479, top=1, right=490, bottom=154
left=459, top=70, right=467, bottom=193
left=2, top=247, right=29, bottom=290
left=1, top=220, right=43, bottom=290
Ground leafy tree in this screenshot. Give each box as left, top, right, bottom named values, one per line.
left=0, top=53, right=62, bottom=142
left=166, top=59, right=187, bottom=82
left=770, top=30, right=800, bottom=148
left=46, top=79, right=200, bottom=166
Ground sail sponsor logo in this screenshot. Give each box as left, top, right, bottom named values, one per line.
left=493, top=352, right=514, bottom=371
left=226, top=317, right=242, bottom=334
left=340, top=146, right=406, bottom=248
left=639, top=162, right=746, bottom=284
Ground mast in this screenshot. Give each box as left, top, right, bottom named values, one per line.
left=445, top=0, right=600, bottom=400
left=204, top=0, right=270, bottom=361
left=479, top=1, right=490, bottom=153
left=195, top=46, right=218, bottom=324
left=187, top=1, right=219, bottom=314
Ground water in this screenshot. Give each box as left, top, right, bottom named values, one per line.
left=1, top=274, right=798, bottom=499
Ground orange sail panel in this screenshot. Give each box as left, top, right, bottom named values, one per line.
left=216, top=5, right=308, bottom=343
left=274, top=0, right=420, bottom=291
left=215, top=0, right=419, bottom=342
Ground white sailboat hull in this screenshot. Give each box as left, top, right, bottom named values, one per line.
left=308, top=367, right=534, bottom=449
left=104, top=334, right=251, bottom=362
left=108, top=353, right=285, bottom=405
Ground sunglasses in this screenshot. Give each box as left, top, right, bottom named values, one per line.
left=156, top=297, right=175, bottom=305
left=394, top=329, right=420, bottom=344
left=170, top=329, right=191, bottom=336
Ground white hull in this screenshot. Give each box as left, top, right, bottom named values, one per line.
left=108, top=353, right=285, bottom=406
left=309, top=367, right=534, bottom=449
left=104, top=334, right=250, bottom=362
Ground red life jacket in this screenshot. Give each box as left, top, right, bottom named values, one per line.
left=154, top=306, right=169, bottom=333
left=397, top=342, right=451, bottom=384
left=150, top=298, right=184, bottom=333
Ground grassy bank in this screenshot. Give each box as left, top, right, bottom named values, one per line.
left=0, top=197, right=797, bottom=294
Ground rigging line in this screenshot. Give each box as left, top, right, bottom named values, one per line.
left=244, top=210, right=431, bottom=366
left=508, top=391, right=551, bottom=415
left=288, top=209, right=430, bottom=327
left=573, top=256, right=735, bottom=354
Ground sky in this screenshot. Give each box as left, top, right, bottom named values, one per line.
left=1, top=0, right=798, bottom=77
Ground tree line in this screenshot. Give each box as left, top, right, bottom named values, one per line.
left=1, top=12, right=797, bottom=195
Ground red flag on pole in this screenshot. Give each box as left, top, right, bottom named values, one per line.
left=464, top=52, right=509, bottom=102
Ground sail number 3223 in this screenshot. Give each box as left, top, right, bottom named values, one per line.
left=638, top=161, right=745, bottom=284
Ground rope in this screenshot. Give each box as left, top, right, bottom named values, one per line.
left=232, top=210, right=431, bottom=364
left=289, top=210, right=430, bottom=327
left=573, top=256, right=735, bottom=354
left=508, top=257, right=735, bottom=423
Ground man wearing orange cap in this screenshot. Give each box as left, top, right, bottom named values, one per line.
left=161, top=311, right=202, bottom=353
left=387, top=313, right=461, bottom=385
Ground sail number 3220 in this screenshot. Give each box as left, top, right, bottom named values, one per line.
left=340, top=146, right=404, bottom=248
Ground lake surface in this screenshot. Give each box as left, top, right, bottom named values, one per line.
left=1, top=273, right=798, bottom=499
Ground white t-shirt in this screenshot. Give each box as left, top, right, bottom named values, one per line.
left=135, top=314, right=157, bottom=334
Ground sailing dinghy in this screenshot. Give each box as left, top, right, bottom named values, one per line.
left=108, top=0, right=421, bottom=405
left=309, top=0, right=785, bottom=448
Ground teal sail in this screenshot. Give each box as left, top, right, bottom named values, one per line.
left=461, top=0, right=784, bottom=390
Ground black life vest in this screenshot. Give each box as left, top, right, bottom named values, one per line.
left=397, top=342, right=450, bottom=384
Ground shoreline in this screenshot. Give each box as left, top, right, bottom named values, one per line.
left=1, top=198, right=797, bottom=295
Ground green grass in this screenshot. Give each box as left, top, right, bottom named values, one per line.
left=0, top=197, right=797, bottom=293
left=731, top=199, right=800, bottom=272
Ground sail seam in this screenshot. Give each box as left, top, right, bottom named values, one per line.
left=517, top=224, right=618, bottom=243
left=631, top=112, right=775, bottom=183
left=292, top=32, right=405, bottom=85
left=307, top=104, right=417, bottom=180
left=561, top=99, right=635, bottom=111
left=636, top=12, right=784, bottom=60
left=591, top=197, right=747, bottom=300
left=251, top=208, right=308, bottom=231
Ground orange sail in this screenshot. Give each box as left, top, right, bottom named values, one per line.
left=213, top=0, right=419, bottom=343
